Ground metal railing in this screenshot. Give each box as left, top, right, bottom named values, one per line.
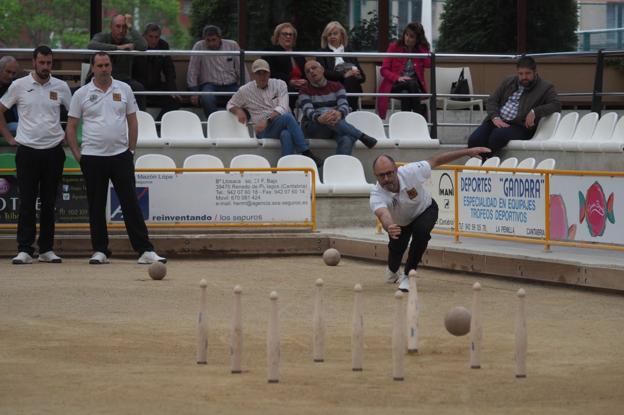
left=1, top=47, right=623, bottom=139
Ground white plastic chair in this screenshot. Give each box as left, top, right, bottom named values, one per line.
left=462, top=157, right=482, bottom=174
left=542, top=112, right=598, bottom=151
left=495, top=157, right=518, bottom=173
left=322, top=155, right=373, bottom=195
left=435, top=67, right=484, bottom=124
left=507, top=112, right=562, bottom=150
left=599, top=115, right=624, bottom=152
left=344, top=111, right=394, bottom=149
left=161, top=110, right=210, bottom=147
left=277, top=154, right=330, bottom=194
left=135, top=154, right=176, bottom=177
left=535, top=158, right=556, bottom=170
left=517, top=157, right=536, bottom=169
left=229, top=154, right=271, bottom=169
left=479, top=156, right=500, bottom=173
left=136, top=111, right=164, bottom=147
left=388, top=112, right=440, bottom=148
left=575, top=112, right=618, bottom=152
left=529, top=112, right=578, bottom=151
left=182, top=154, right=224, bottom=174
left=208, top=110, right=257, bottom=148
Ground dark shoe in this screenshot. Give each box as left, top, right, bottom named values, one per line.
left=302, top=150, right=323, bottom=168
left=359, top=133, right=377, bottom=149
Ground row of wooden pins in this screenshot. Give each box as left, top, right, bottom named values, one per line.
left=196, top=278, right=365, bottom=383
left=196, top=274, right=527, bottom=383
left=467, top=281, right=527, bottom=377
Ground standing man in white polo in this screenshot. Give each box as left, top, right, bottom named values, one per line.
left=0, top=46, right=71, bottom=265
left=65, top=52, right=166, bottom=265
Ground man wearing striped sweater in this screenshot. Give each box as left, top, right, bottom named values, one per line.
left=298, top=60, right=377, bottom=155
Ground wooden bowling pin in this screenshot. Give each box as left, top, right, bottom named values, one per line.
left=406, top=270, right=419, bottom=354
left=351, top=284, right=364, bottom=371
left=196, top=279, right=208, bottom=364
left=312, top=279, right=325, bottom=362
left=392, top=290, right=405, bottom=381
left=515, top=288, right=527, bottom=378
left=230, top=285, right=243, bottom=374
left=470, top=282, right=482, bottom=369
left=267, top=291, right=280, bottom=383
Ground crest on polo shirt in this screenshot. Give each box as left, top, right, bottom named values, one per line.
left=49, top=91, right=58, bottom=100
left=89, top=94, right=98, bottom=102
left=112, top=92, right=122, bottom=102
left=406, top=187, right=418, bottom=199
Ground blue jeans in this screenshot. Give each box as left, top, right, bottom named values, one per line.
left=258, top=113, right=309, bottom=156
left=467, top=119, right=533, bottom=155
left=303, top=119, right=361, bottom=155
left=7, top=122, right=18, bottom=136
left=199, top=83, right=238, bottom=118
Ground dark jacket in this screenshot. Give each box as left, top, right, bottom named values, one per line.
left=316, top=46, right=366, bottom=85
left=133, top=38, right=177, bottom=91
left=87, top=30, right=147, bottom=82
left=262, top=44, right=306, bottom=88
left=486, top=75, right=561, bottom=126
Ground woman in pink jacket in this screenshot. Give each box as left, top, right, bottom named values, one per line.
left=377, top=22, right=431, bottom=120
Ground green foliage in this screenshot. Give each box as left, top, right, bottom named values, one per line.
left=189, top=0, right=239, bottom=43
left=189, top=0, right=345, bottom=51
left=349, top=10, right=398, bottom=52
left=0, top=0, right=190, bottom=49
left=438, top=0, right=578, bottom=53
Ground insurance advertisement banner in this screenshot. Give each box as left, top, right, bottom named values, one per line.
left=458, top=173, right=546, bottom=237
left=549, top=175, right=622, bottom=245
left=108, top=172, right=313, bottom=225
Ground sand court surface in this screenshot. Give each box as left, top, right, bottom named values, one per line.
left=1, top=256, right=624, bottom=414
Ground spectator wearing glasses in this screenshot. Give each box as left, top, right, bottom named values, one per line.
left=370, top=147, right=488, bottom=291
left=262, top=22, right=307, bottom=110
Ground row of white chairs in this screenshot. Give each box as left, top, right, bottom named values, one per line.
left=464, top=156, right=556, bottom=172
left=137, top=110, right=440, bottom=149
left=507, top=111, right=624, bottom=152
left=135, top=153, right=374, bottom=195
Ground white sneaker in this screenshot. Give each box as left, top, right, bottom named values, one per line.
left=38, top=251, right=62, bottom=263
left=138, top=251, right=167, bottom=264
left=89, top=252, right=109, bottom=264
left=12, top=252, right=33, bottom=265
left=398, top=274, right=409, bottom=292
left=385, top=268, right=401, bottom=284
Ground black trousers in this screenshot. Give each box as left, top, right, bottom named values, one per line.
left=15, top=143, right=66, bottom=255
left=467, top=119, right=533, bottom=156
left=391, top=79, right=428, bottom=121
left=387, top=200, right=438, bottom=275
left=80, top=150, right=153, bottom=257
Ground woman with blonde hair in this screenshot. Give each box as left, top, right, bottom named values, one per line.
left=317, top=21, right=366, bottom=110
left=262, top=22, right=307, bottom=109
left=377, top=22, right=431, bottom=120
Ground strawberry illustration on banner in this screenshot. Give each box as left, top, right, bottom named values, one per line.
left=578, top=181, right=615, bottom=237
left=550, top=194, right=576, bottom=240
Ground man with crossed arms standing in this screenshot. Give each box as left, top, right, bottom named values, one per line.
left=66, top=52, right=166, bottom=265
left=0, top=46, right=71, bottom=265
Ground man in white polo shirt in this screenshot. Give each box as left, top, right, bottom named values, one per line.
left=370, top=147, right=488, bottom=291
left=0, top=46, right=71, bottom=265
left=65, top=52, right=165, bottom=265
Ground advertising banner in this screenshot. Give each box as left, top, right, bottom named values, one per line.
left=108, top=172, right=313, bottom=225
left=458, top=173, right=545, bottom=237
left=424, top=169, right=455, bottom=230
left=0, top=175, right=89, bottom=224
left=550, top=175, right=623, bottom=245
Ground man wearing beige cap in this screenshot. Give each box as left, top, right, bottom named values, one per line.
left=227, top=59, right=321, bottom=165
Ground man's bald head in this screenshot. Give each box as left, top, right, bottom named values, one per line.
left=0, top=56, right=19, bottom=86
